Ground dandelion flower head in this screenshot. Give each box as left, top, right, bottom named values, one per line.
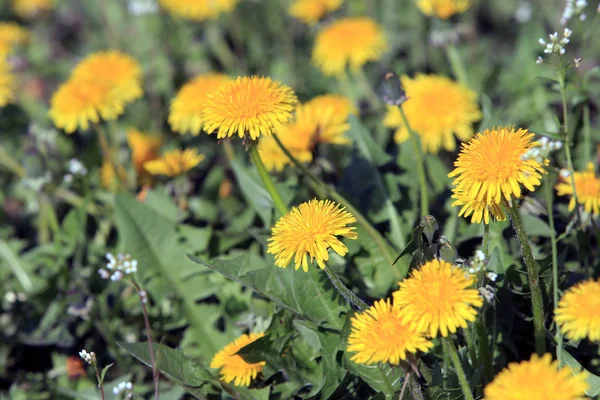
left=127, top=129, right=163, bottom=177
left=289, top=0, right=343, bottom=25
left=0, top=22, right=28, bottom=57
left=267, top=199, right=357, bottom=272
left=12, top=0, right=54, bottom=19
left=416, top=0, right=471, bottom=19
left=483, top=353, right=588, bottom=400
left=555, top=278, right=600, bottom=342
left=143, top=148, right=205, bottom=177
left=304, top=94, right=356, bottom=145
left=0, top=58, right=15, bottom=107
left=393, top=259, right=483, bottom=337
left=210, top=332, right=265, bottom=387
left=158, top=0, right=239, bottom=21
left=347, top=299, right=433, bottom=365
left=312, top=17, right=387, bottom=77
left=555, top=162, right=600, bottom=216
left=383, top=74, right=481, bottom=154
left=168, top=73, right=231, bottom=135
left=202, top=76, right=297, bottom=140
left=451, top=187, right=507, bottom=225
left=448, top=127, right=547, bottom=213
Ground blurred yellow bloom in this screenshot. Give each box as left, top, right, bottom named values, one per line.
left=416, top=0, right=471, bottom=19
left=100, top=160, right=126, bottom=192
left=393, top=259, right=482, bottom=337
left=347, top=299, right=433, bottom=365
left=0, top=22, right=28, bottom=57
left=267, top=199, right=357, bottom=272
left=555, top=163, right=600, bottom=216
left=448, top=127, right=547, bottom=221
left=0, top=58, right=15, bottom=107
left=258, top=117, right=315, bottom=172
left=304, top=94, right=356, bottom=145
left=202, top=76, right=297, bottom=140
left=289, top=0, right=342, bottom=25
left=312, top=17, right=387, bottom=77
left=144, top=148, right=204, bottom=177
left=384, top=74, right=481, bottom=154
left=127, top=129, right=163, bottom=179
left=158, top=0, right=238, bottom=21
left=555, top=278, right=600, bottom=342
left=72, top=51, right=143, bottom=104
left=12, top=0, right=54, bottom=19
left=451, top=187, right=506, bottom=225
left=169, top=73, right=231, bottom=135
left=210, top=333, right=265, bottom=387
left=484, top=353, right=588, bottom=400
left=49, top=79, right=125, bottom=133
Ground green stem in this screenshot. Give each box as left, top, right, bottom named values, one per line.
left=463, top=326, right=479, bottom=368
left=323, top=265, right=368, bottom=310
left=248, top=143, right=288, bottom=217
left=397, top=106, right=429, bottom=216
left=445, top=45, right=469, bottom=87
left=205, top=23, right=238, bottom=74
left=482, top=223, right=490, bottom=256
left=96, top=124, right=125, bottom=190
left=336, top=70, right=357, bottom=103
left=443, top=337, right=474, bottom=400
left=583, top=104, right=591, bottom=166
left=353, top=67, right=382, bottom=109
left=544, top=174, right=562, bottom=366
left=475, top=319, right=493, bottom=383
left=506, top=202, right=546, bottom=355
left=0, top=145, right=26, bottom=177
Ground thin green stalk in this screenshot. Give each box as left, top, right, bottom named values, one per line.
left=442, top=342, right=450, bottom=400
left=205, top=23, right=239, bottom=74
left=353, top=67, right=382, bottom=109
left=443, top=337, right=474, bottom=400
left=323, top=265, right=368, bottom=311
left=583, top=104, right=591, bottom=166
left=336, top=70, right=357, bottom=103
left=482, top=223, right=490, bottom=256
left=506, top=202, right=546, bottom=355
left=475, top=319, right=493, bottom=383
left=544, top=174, right=562, bottom=365
left=445, top=45, right=469, bottom=87
left=463, top=326, right=479, bottom=368
left=248, top=143, right=288, bottom=217
left=0, top=145, right=26, bottom=177
left=397, top=106, right=429, bottom=216
left=408, top=372, right=425, bottom=400
left=96, top=124, right=125, bottom=190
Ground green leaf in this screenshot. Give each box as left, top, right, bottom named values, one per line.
left=347, top=115, right=392, bottom=166
left=98, top=363, right=114, bottom=386
left=230, top=158, right=274, bottom=227
left=561, top=351, right=600, bottom=397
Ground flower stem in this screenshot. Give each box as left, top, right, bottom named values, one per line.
left=544, top=174, right=562, bottom=366
left=445, top=45, right=469, bottom=87
left=353, top=67, right=382, bottom=109
left=506, top=202, right=546, bottom=355
left=248, top=143, right=288, bottom=217
left=475, top=318, right=493, bottom=383
left=96, top=124, right=125, bottom=190
left=482, top=223, right=490, bottom=256
left=397, top=106, right=429, bottom=216
left=94, top=366, right=106, bottom=400
left=132, top=280, right=159, bottom=400
left=206, top=23, right=239, bottom=74
left=463, top=326, right=479, bottom=368
left=442, top=337, right=474, bottom=400
left=324, top=265, right=368, bottom=310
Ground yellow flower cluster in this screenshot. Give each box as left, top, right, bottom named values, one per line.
left=416, top=0, right=471, bottom=19
left=12, top=0, right=54, bottom=19
left=555, top=278, right=600, bottom=342
left=0, top=58, right=15, bottom=107
left=159, top=0, right=239, bottom=21
left=555, top=162, right=600, bottom=216
left=210, top=332, right=265, bottom=387
left=289, top=0, right=343, bottom=25
left=0, top=22, right=28, bottom=107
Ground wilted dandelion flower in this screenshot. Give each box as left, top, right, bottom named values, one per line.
left=555, top=278, right=600, bottom=342
left=347, top=299, right=433, bottom=365
left=127, top=129, right=162, bottom=178
left=484, top=353, right=588, bottom=400
left=0, top=58, right=15, bottom=107
left=202, top=76, right=297, bottom=140
left=304, top=94, right=356, bottom=145
left=72, top=51, right=143, bottom=104
left=416, top=0, right=471, bottom=19
left=312, top=17, right=387, bottom=77
left=158, top=0, right=238, bottom=21
left=12, top=0, right=54, bottom=19
left=383, top=74, right=481, bottom=154
left=168, top=73, right=230, bottom=135
left=144, top=148, right=205, bottom=177
left=210, top=332, right=265, bottom=387
left=49, top=79, right=125, bottom=133
left=393, top=259, right=483, bottom=337
left=0, top=22, right=28, bottom=57
left=289, top=0, right=342, bottom=25
left=448, top=127, right=547, bottom=215
left=555, top=162, right=600, bottom=216
left=451, top=188, right=507, bottom=224
left=267, top=199, right=357, bottom=272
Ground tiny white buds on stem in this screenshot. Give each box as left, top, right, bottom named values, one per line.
left=561, top=0, right=588, bottom=25
left=521, top=137, right=562, bottom=163
left=113, top=381, right=134, bottom=399
left=79, top=349, right=96, bottom=365
left=100, top=253, right=138, bottom=281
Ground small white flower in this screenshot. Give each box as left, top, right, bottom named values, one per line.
left=79, top=349, right=96, bottom=365
left=560, top=169, right=572, bottom=178
left=486, top=272, right=498, bottom=282
left=536, top=56, right=543, bottom=64
left=113, top=380, right=134, bottom=399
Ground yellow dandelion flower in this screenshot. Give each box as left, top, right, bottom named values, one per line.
left=451, top=188, right=507, bottom=225
left=202, top=76, right=297, bottom=140
left=210, top=332, right=265, bottom=387
left=12, top=0, right=54, bottom=19
left=347, top=299, right=433, bottom=365
left=304, top=94, right=356, bottom=145
left=49, top=79, right=125, bottom=133
left=100, top=160, right=126, bottom=192
left=555, top=163, right=600, bottom=216
left=127, top=129, right=163, bottom=177
left=0, top=22, right=28, bottom=57
left=72, top=51, right=143, bottom=104
left=158, top=0, right=238, bottom=21
left=448, top=127, right=547, bottom=217
left=267, top=199, right=357, bottom=272
left=555, top=278, right=600, bottom=342
left=0, top=58, right=15, bottom=107
left=312, top=17, right=387, bottom=77
left=143, top=148, right=205, bottom=177
left=483, top=353, right=588, bottom=400
left=168, top=73, right=231, bottom=135
left=258, top=120, right=314, bottom=172
left=416, top=0, right=471, bottom=19
left=383, top=75, right=481, bottom=154
left=289, top=0, right=343, bottom=25
left=393, top=259, right=483, bottom=337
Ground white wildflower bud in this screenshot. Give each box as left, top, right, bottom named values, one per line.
left=113, top=381, right=134, bottom=399
left=574, top=58, right=582, bottom=67
left=486, top=272, right=498, bottom=282
left=538, top=38, right=547, bottom=45
left=98, top=269, right=110, bottom=279
left=560, top=169, right=571, bottom=178
left=4, top=291, right=16, bottom=304
left=79, top=349, right=96, bottom=365
left=536, top=56, right=544, bottom=64
left=564, top=28, right=572, bottom=37
left=105, top=253, right=139, bottom=280
left=139, top=290, right=148, bottom=304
